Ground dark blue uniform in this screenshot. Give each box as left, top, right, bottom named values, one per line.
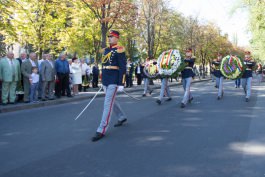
left=212, top=61, right=223, bottom=78
left=242, top=60, right=256, bottom=78
left=212, top=60, right=224, bottom=99
left=241, top=59, right=256, bottom=101
left=101, top=45, right=127, bottom=86
left=95, top=44, right=127, bottom=137
left=181, top=57, right=195, bottom=106
left=181, top=58, right=195, bottom=78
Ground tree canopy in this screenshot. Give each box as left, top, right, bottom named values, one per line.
left=0, top=0, right=249, bottom=65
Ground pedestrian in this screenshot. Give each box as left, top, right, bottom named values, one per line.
left=212, top=53, right=224, bottom=100
left=92, top=63, right=99, bottom=88
left=68, top=59, right=73, bottom=95
left=55, top=52, right=72, bottom=98
left=199, top=65, right=203, bottom=80
left=16, top=52, right=27, bottom=102
left=37, top=54, right=46, bottom=99
left=135, top=62, right=143, bottom=85
left=71, top=57, right=82, bottom=95
left=29, top=67, right=39, bottom=103
left=40, top=53, right=56, bottom=100
left=210, top=64, right=215, bottom=82
left=256, top=63, right=263, bottom=85
left=126, top=58, right=134, bottom=88
left=180, top=48, right=195, bottom=108
left=241, top=51, right=256, bottom=102
left=91, top=30, right=127, bottom=142
left=142, top=57, right=153, bottom=97
left=79, top=59, right=90, bottom=92
left=21, top=52, right=39, bottom=103
left=0, top=51, right=21, bottom=105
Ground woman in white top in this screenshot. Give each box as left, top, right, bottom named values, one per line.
left=79, top=59, right=90, bottom=91
left=71, top=57, right=82, bottom=95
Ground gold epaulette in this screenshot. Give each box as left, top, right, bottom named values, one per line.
left=99, top=48, right=106, bottom=54
left=117, top=46, right=125, bottom=53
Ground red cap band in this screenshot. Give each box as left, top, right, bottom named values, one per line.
left=109, top=31, right=119, bottom=38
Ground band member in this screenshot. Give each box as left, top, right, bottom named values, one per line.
left=91, top=30, right=127, bottom=142
left=241, top=51, right=256, bottom=102
left=142, top=57, right=153, bottom=97
left=156, top=77, right=172, bottom=105
left=212, top=53, right=224, bottom=100
left=235, top=78, right=241, bottom=88
left=180, top=48, right=195, bottom=108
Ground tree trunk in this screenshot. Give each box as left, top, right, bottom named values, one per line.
left=38, top=47, right=43, bottom=60
left=101, top=23, right=108, bottom=48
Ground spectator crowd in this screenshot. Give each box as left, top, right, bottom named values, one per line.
left=0, top=52, right=100, bottom=105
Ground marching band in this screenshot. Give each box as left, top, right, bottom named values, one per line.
left=91, top=29, right=259, bottom=142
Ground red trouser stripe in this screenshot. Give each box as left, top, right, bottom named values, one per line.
left=102, top=87, right=118, bottom=134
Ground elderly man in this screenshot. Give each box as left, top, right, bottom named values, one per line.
left=17, top=52, right=27, bottom=64
left=40, top=53, right=56, bottom=101
left=55, top=52, right=72, bottom=98
left=0, top=51, right=21, bottom=105
left=21, top=52, right=38, bottom=103
left=16, top=52, right=28, bottom=102
left=38, top=53, right=47, bottom=99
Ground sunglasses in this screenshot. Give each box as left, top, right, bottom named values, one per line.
left=108, top=35, right=114, bottom=38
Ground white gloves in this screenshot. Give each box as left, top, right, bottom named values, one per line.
left=117, top=86, right=124, bottom=92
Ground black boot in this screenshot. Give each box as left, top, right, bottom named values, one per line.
left=91, top=132, right=105, bottom=142
left=114, top=119, right=127, bottom=127
left=156, top=99, right=161, bottom=105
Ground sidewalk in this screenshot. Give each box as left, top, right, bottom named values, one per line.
left=0, top=77, right=211, bottom=113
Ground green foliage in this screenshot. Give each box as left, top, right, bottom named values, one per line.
left=0, top=0, right=244, bottom=65
left=236, top=0, right=265, bottom=61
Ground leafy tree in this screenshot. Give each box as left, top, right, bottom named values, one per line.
left=81, top=0, right=136, bottom=48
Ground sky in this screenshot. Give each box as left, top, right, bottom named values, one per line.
left=169, top=0, right=251, bottom=47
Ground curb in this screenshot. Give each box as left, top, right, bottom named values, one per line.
left=0, top=79, right=211, bottom=113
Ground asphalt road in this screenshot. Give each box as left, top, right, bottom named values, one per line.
left=1, top=78, right=265, bottom=177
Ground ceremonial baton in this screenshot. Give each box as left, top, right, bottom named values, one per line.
left=75, top=86, right=103, bottom=120
left=122, top=90, right=141, bottom=101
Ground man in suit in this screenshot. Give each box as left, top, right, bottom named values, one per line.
left=126, top=59, right=134, bottom=88
left=135, top=62, right=143, bottom=85
left=40, top=53, right=56, bottom=101
left=0, top=51, right=21, bottom=105
left=38, top=53, right=46, bottom=99
left=21, top=52, right=38, bottom=103
left=17, top=52, right=27, bottom=65
left=92, top=63, right=99, bottom=88
left=16, top=52, right=28, bottom=102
